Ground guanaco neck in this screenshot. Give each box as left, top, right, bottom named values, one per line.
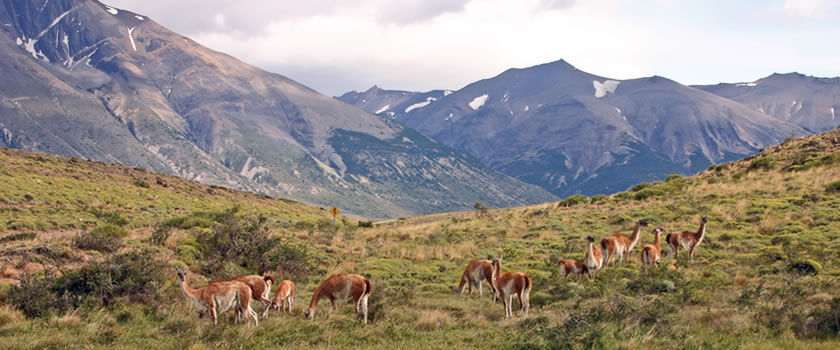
left=179, top=277, right=199, bottom=301
left=653, top=231, right=662, bottom=249
left=697, top=221, right=707, bottom=242
left=628, top=223, right=643, bottom=251
left=308, top=286, right=323, bottom=311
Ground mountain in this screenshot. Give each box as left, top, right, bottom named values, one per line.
left=0, top=0, right=555, bottom=218
left=695, top=72, right=840, bottom=133
left=343, top=60, right=808, bottom=197
left=337, top=86, right=452, bottom=120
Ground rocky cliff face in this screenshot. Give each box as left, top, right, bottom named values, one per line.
left=342, top=60, right=807, bottom=196
left=696, top=73, right=840, bottom=133
left=0, top=0, right=555, bottom=218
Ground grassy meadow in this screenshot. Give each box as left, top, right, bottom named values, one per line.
left=0, top=129, right=839, bottom=349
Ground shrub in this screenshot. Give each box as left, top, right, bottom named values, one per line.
left=825, top=181, right=840, bottom=194
left=74, top=224, right=128, bottom=253
left=0, top=232, right=37, bottom=244
left=90, top=209, right=128, bottom=227
left=557, top=195, right=588, bottom=207
left=358, top=221, right=374, bottom=228
left=7, top=250, right=166, bottom=318
left=748, top=157, right=775, bottom=171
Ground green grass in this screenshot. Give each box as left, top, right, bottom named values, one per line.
left=1, top=130, right=840, bottom=349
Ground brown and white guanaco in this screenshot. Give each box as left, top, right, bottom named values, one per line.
left=177, top=269, right=259, bottom=326
left=305, top=273, right=372, bottom=324
left=584, top=236, right=604, bottom=278
left=264, top=279, right=296, bottom=317
left=601, top=220, right=648, bottom=266
left=456, top=258, right=498, bottom=298
left=492, top=259, right=532, bottom=319
left=666, top=216, right=708, bottom=262
left=558, top=258, right=586, bottom=279
left=229, top=274, right=274, bottom=311
left=641, top=227, right=665, bottom=269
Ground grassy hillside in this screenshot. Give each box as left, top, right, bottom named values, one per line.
left=1, top=129, right=839, bottom=349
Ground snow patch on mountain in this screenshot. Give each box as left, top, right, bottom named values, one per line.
left=105, top=6, right=118, bottom=15
left=405, top=97, right=437, bottom=113
left=127, top=27, right=137, bottom=51
left=593, top=80, right=620, bottom=98
left=469, top=94, right=489, bottom=110
left=375, top=104, right=390, bottom=114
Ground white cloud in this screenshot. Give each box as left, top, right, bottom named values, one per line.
left=105, top=0, right=840, bottom=96
left=783, top=0, right=830, bottom=17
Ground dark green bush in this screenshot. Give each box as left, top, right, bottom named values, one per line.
left=825, top=181, right=840, bottom=194
left=7, top=250, right=166, bottom=318
left=0, top=232, right=37, bottom=244
left=74, top=224, right=128, bottom=253
left=90, top=209, right=128, bottom=227
left=788, top=259, right=821, bottom=275
left=748, top=157, right=775, bottom=171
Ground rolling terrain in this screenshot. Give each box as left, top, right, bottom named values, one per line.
left=0, top=0, right=554, bottom=218
left=1, top=127, right=838, bottom=349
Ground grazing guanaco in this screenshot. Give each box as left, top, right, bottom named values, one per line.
left=641, top=227, right=665, bottom=270
left=601, top=219, right=648, bottom=266
left=584, top=236, right=604, bottom=278
left=456, top=258, right=498, bottom=298
left=491, top=259, right=531, bottom=319
left=176, top=269, right=259, bottom=326
left=558, top=258, right=587, bottom=279
left=666, top=216, right=708, bottom=262
left=305, top=273, right=372, bottom=324
left=264, top=279, right=296, bottom=317
left=230, top=274, right=274, bottom=310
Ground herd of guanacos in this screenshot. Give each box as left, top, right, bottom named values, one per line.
left=176, top=216, right=709, bottom=325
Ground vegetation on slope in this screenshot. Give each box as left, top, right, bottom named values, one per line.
left=0, top=129, right=839, bottom=349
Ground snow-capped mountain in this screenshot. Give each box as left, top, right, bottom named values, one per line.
left=337, top=86, right=453, bottom=120
left=696, top=73, right=840, bottom=133
left=0, top=0, right=555, bottom=218
left=343, top=60, right=808, bottom=197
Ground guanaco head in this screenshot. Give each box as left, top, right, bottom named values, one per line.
left=637, top=219, right=649, bottom=227
left=176, top=268, right=187, bottom=282
left=263, top=274, right=276, bottom=287
left=700, top=216, right=708, bottom=224
left=586, top=235, right=595, bottom=243
left=653, top=227, right=664, bottom=235
left=304, top=307, right=315, bottom=320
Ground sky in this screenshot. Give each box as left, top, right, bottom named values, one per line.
left=106, top=0, right=840, bottom=96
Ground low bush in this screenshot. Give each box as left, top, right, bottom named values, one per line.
left=788, top=259, right=821, bottom=275
left=74, top=224, right=128, bottom=253
left=825, top=181, right=840, bottom=193
left=7, top=250, right=166, bottom=318
left=558, top=195, right=588, bottom=207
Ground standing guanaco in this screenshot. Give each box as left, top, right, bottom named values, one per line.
left=492, top=259, right=532, bottom=319
left=601, top=220, right=648, bottom=266
left=584, top=236, right=604, bottom=278
left=641, top=227, right=665, bottom=270
left=264, top=279, right=296, bottom=317
left=456, top=258, right=498, bottom=298
left=666, top=216, right=708, bottom=262
left=176, top=269, right=259, bottom=326
left=305, top=273, right=372, bottom=324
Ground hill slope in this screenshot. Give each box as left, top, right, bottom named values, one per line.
left=1, top=121, right=838, bottom=349
left=0, top=0, right=554, bottom=218
left=696, top=72, right=840, bottom=133
left=342, top=60, right=808, bottom=197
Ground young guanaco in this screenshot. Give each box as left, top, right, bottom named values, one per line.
left=305, top=273, right=372, bottom=324
left=176, top=269, right=258, bottom=326
left=492, top=259, right=532, bottom=319
left=601, top=220, right=648, bottom=266
left=641, top=227, right=665, bottom=270
left=264, top=279, right=296, bottom=317
left=665, top=217, right=708, bottom=262
left=558, top=258, right=587, bottom=279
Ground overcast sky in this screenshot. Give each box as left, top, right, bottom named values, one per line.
left=106, top=0, right=840, bottom=96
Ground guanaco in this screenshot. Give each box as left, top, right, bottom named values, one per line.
left=666, top=216, right=708, bottom=262
left=584, top=236, right=603, bottom=278
left=176, top=269, right=259, bottom=326
left=641, top=227, right=665, bottom=269
left=456, top=258, right=498, bottom=298
left=230, top=274, right=274, bottom=309
left=305, top=273, right=372, bottom=324
left=492, top=259, right=531, bottom=319
left=264, top=279, right=296, bottom=317
left=558, top=258, right=587, bottom=279
left=601, top=219, right=648, bottom=266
